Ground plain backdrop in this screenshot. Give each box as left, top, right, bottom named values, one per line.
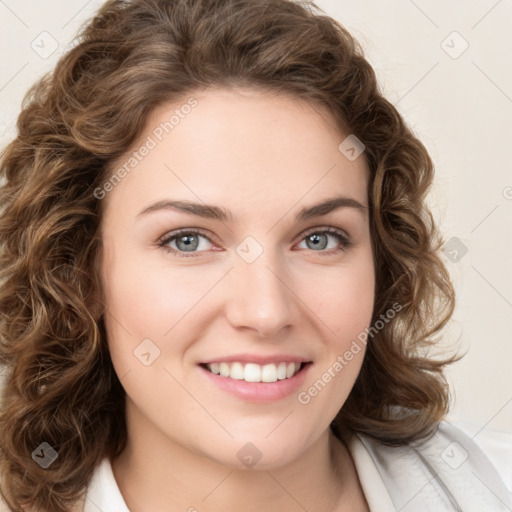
left=0, top=0, right=511, bottom=440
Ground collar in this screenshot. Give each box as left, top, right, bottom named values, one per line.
left=84, top=457, right=130, bottom=512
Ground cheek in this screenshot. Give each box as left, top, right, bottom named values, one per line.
left=101, top=251, right=226, bottom=374
left=295, top=260, right=374, bottom=420
left=301, top=256, right=375, bottom=345
left=104, top=250, right=212, bottom=332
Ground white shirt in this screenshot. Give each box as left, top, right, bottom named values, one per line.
left=84, top=458, right=130, bottom=512
left=83, top=421, right=512, bottom=512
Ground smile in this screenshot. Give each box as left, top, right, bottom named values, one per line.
left=198, top=361, right=312, bottom=402
left=202, top=361, right=304, bottom=383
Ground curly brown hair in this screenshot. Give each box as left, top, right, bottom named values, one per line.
left=0, top=0, right=460, bottom=510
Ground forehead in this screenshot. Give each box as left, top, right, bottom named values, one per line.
left=102, top=86, right=370, bottom=220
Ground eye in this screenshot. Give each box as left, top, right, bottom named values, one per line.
left=158, top=226, right=353, bottom=258
left=295, top=227, right=352, bottom=254
left=158, top=229, right=216, bottom=258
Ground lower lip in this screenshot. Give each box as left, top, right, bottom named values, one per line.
left=198, top=363, right=312, bottom=403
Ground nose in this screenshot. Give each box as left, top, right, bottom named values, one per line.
left=224, top=248, right=297, bottom=338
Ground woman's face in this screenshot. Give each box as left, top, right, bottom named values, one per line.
left=99, top=86, right=375, bottom=469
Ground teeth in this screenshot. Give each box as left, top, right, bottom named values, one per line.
left=230, top=362, right=244, bottom=380
left=243, top=363, right=260, bottom=382
left=205, top=362, right=302, bottom=383
left=277, top=362, right=288, bottom=380
left=219, top=362, right=230, bottom=377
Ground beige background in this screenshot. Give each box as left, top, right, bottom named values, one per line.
left=0, top=0, right=511, bottom=438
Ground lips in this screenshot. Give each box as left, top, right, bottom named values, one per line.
left=198, top=361, right=312, bottom=402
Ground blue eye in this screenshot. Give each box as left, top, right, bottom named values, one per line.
left=158, top=227, right=352, bottom=258
left=296, top=227, right=352, bottom=254
left=159, top=229, right=214, bottom=257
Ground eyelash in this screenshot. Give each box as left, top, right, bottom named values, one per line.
left=158, top=227, right=353, bottom=258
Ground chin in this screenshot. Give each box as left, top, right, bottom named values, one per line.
left=198, top=433, right=312, bottom=471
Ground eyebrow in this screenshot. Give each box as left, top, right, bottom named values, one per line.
left=136, top=195, right=368, bottom=222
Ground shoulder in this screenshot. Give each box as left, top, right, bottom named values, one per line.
left=353, top=420, right=512, bottom=512
left=449, top=419, right=512, bottom=494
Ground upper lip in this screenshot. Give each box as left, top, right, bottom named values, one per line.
left=200, top=353, right=312, bottom=365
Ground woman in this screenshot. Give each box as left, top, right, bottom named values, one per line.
left=0, top=0, right=510, bottom=511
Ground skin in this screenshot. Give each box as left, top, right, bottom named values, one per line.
left=99, top=86, right=375, bottom=512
